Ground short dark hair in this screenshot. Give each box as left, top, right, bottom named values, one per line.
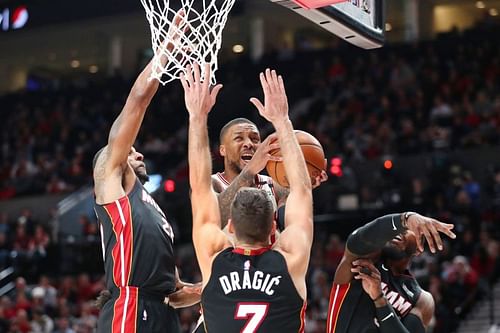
left=219, top=118, right=257, bottom=144
left=230, top=188, right=274, bottom=243
left=92, top=147, right=105, bottom=170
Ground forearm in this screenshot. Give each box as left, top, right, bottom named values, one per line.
left=167, top=291, right=201, bottom=309
left=373, top=297, right=426, bottom=333
left=217, top=170, right=255, bottom=228
left=374, top=299, right=411, bottom=333
left=188, top=115, right=212, bottom=191
left=346, top=214, right=406, bottom=256
left=273, top=119, right=311, bottom=191
left=128, top=59, right=160, bottom=106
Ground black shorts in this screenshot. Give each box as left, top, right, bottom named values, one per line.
left=97, top=287, right=180, bottom=333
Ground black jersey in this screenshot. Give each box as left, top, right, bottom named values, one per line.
left=201, top=247, right=306, bottom=333
left=327, top=262, right=422, bottom=333
left=94, top=179, right=176, bottom=295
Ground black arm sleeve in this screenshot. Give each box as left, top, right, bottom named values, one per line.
left=401, top=313, right=426, bottom=333
left=375, top=304, right=425, bottom=333
left=346, top=214, right=406, bottom=256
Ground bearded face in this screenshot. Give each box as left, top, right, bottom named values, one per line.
left=220, top=123, right=261, bottom=174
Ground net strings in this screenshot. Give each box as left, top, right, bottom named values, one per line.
left=141, top=0, right=237, bottom=85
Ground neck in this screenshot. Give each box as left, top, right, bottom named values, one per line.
left=234, top=241, right=269, bottom=250
left=222, top=167, right=239, bottom=183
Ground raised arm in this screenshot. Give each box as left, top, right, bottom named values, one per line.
left=250, top=69, right=312, bottom=296
left=94, top=12, right=186, bottom=203
left=334, top=213, right=456, bottom=285
left=181, top=63, right=227, bottom=282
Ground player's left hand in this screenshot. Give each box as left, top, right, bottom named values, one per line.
left=405, top=213, right=456, bottom=253
left=351, top=259, right=383, bottom=301
left=311, top=170, right=328, bottom=189
left=166, top=281, right=203, bottom=308
left=181, top=63, right=223, bottom=117
left=250, top=69, right=289, bottom=125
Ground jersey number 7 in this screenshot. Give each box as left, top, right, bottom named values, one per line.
left=234, top=302, right=270, bottom=333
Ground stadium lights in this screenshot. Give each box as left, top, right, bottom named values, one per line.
left=330, top=157, right=343, bottom=177
left=232, top=44, right=245, bottom=54
left=164, top=179, right=176, bottom=193
left=475, top=1, right=486, bottom=9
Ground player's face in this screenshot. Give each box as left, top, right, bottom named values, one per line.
left=128, top=147, right=149, bottom=184
left=221, top=123, right=261, bottom=174
left=382, top=230, right=419, bottom=260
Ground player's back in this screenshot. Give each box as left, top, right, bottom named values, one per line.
left=201, top=247, right=306, bottom=333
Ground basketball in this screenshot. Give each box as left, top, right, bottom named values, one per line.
left=266, top=130, right=326, bottom=188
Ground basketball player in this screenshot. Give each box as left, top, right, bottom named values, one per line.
left=213, top=119, right=328, bottom=231
left=182, top=63, right=312, bottom=332
left=92, top=13, right=197, bottom=333
left=327, top=212, right=456, bottom=333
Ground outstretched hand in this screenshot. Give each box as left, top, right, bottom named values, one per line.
left=180, top=63, right=223, bottom=117
left=405, top=213, right=456, bottom=253
left=250, top=69, right=289, bottom=125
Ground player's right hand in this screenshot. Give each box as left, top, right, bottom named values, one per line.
left=351, top=259, right=383, bottom=301
left=244, top=133, right=282, bottom=175
left=180, top=63, right=223, bottom=117
left=405, top=213, right=456, bottom=253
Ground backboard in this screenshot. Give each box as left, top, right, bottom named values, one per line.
left=270, top=0, right=385, bottom=49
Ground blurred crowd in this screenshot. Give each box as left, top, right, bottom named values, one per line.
left=0, top=22, right=499, bottom=333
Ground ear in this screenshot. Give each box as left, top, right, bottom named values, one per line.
left=219, top=145, right=226, bottom=157
left=227, top=219, right=235, bottom=234
left=271, top=221, right=277, bottom=234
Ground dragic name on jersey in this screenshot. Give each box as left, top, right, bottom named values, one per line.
left=219, top=270, right=282, bottom=296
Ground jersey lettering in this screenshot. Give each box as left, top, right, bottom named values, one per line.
left=235, top=303, right=270, bottom=333
left=381, top=282, right=413, bottom=316
left=219, top=271, right=282, bottom=296
left=142, top=190, right=174, bottom=242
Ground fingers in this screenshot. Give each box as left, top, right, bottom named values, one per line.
left=250, top=97, right=265, bottom=114
left=320, top=170, right=328, bottom=182
left=193, top=62, right=201, bottom=84
left=210, top=84, right=223, bottom=101
left=421, top=226, right=436, bottom=253
left=429, top=224, right=443, bottom=251
left=353, top=259, right=380, bottom=274
left=203, top=63, right=211, bottom=89
left=278, top=75, right=286, bottom=95
left=185, top=64, right=194, bottom=87
left=266, top=143, right=280, bottom=152
left=436, top=222, right=457, bottom=240
left=180, top=73, right=189, bottom=91
left=267, top=155, right=283, bottom=162
left=259, top=72, right=270, bottom=96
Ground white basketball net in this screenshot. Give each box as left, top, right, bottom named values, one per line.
left=140, top=0, right=237, bottom=85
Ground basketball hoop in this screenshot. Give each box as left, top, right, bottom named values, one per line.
left=140, top=0, right=237, bottom=85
